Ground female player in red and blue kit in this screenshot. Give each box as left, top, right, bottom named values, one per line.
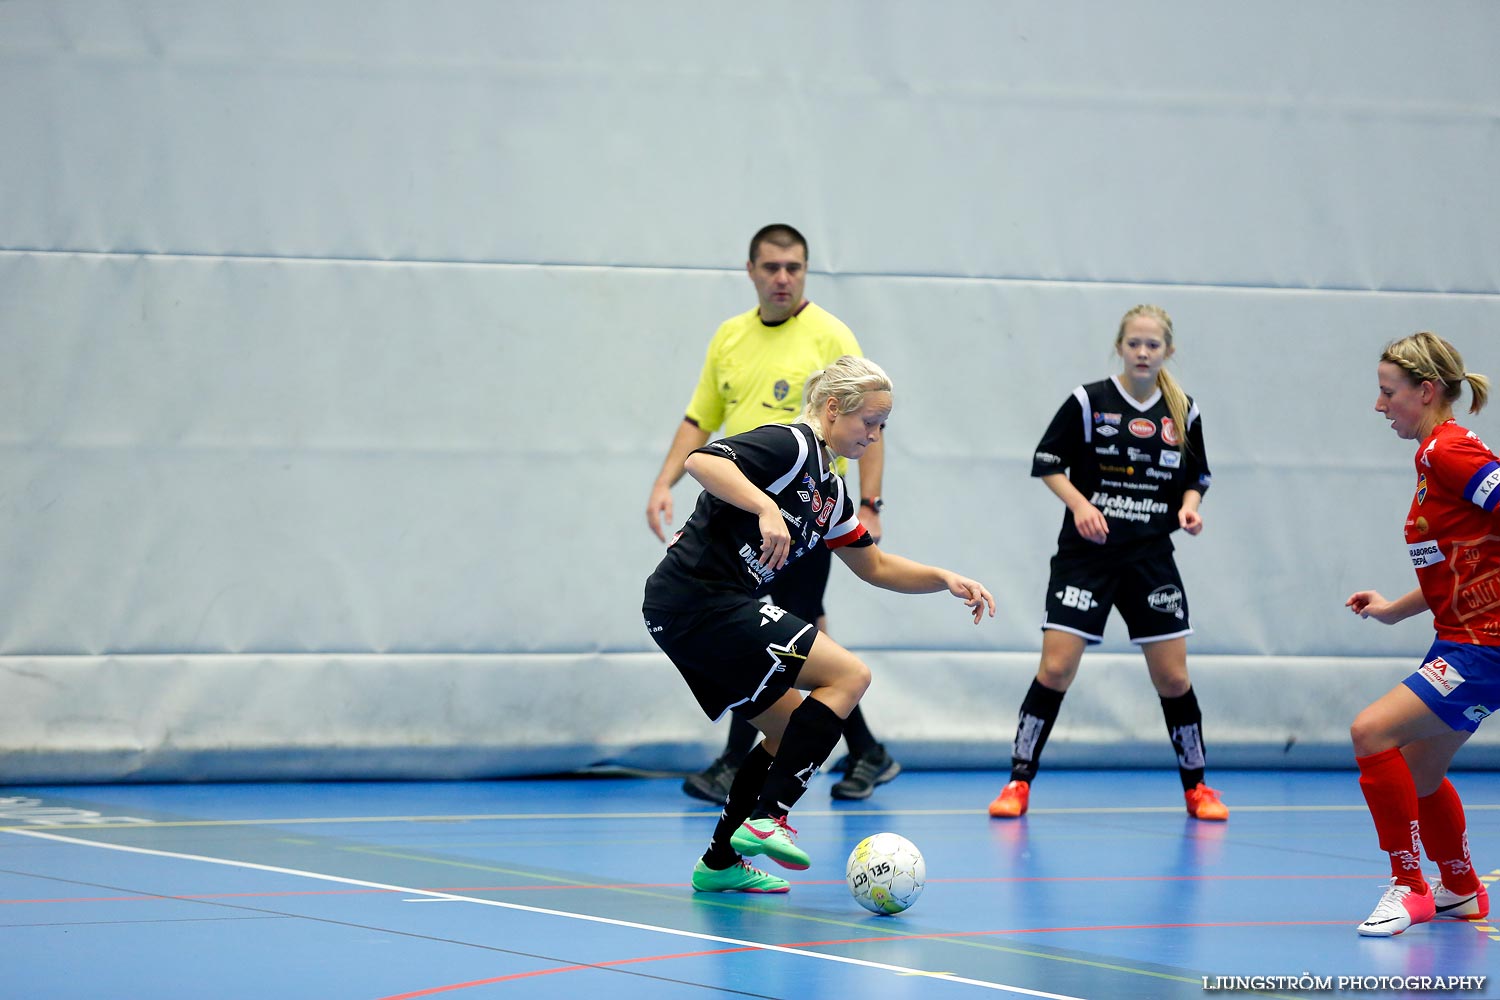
left=1347, top=331, right=1496, bottom=936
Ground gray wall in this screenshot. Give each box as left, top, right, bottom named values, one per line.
left=2, top=1, right=1498, bottom=780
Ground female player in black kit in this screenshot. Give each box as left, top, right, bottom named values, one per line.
left=644, top=355, right=995, bottom=892
left=988, top=305, right=1229, bottom=822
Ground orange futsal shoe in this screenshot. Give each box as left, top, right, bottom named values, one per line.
left=1184, top=782, right=1229, bottom=821
left=988, top=780, right=1030, bottom=818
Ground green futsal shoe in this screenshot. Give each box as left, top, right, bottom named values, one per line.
left=691, top=858, right=790, bottom=893
left=729, top=816, right=811, bottom=870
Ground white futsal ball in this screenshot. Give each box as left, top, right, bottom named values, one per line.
left=846, top=832, right=926, bottom=915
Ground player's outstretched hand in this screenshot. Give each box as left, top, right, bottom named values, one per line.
left=1346, top=590, right=1395, bottom=624
left=947, top=574, right=996, bottom=624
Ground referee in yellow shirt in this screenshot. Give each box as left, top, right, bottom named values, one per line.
left=646, top=224, right=900, bottom=803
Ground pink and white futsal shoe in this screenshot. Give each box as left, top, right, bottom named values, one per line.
left=1431, top=880, right=1490, bottom=920
left=1357, top=879, right=1436, bottom=936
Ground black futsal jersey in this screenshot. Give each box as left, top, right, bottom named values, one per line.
left=644, top=422, right=870, bottom=612
left=1031, top=376, right=1212, bottom=556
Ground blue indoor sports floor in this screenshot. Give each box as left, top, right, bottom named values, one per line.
left=2, top=769, right=1496, bottom=999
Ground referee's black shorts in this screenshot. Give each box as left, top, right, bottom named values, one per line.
left=760, top=542, right=830, bottom=622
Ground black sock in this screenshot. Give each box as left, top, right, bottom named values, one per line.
left=724, top=712, right=757, bottom=762
left=1160, top=687, right=1206, bottom=790
left=841, top=704, right=877, bottom=758
left=1010, top=679, right=1065, bottom=784
left=702, top=743, right=775, bottom=869
left=752, top=697, right=844, bottom=819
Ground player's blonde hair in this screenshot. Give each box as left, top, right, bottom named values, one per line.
left=1116, top=304, right=1193, bottom=454
left=800, top=356, right=893, bottom=436
left=1381, top=332, right=1490, bottom=414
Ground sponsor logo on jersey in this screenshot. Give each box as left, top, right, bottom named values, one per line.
left=1465, top=704, right=1493, bottom=724
left=782, top=510, right=804, bottom=529
left=1161, top=417, right=1180, bottom=446
left=669, top=530, right=683, bottom=547
left=1148, top=584, right=1185, bottom=618
left=799, top=475, right=826, bottom=524
left=1035, top=451, right=1063, bottom=464
left=1145, top=467, right=1173, bottom=481
left=1128, top=447, right=1154, bottom=463
left=1159, top=450, right=1181, bottom=468
left=738, top=543, right=775, bottom=585
left=1422, top=441, right=1436, bottom=468
left=1129, top=418, right=1155, bottom=438
left=802, top=475, right=835, bottom=527
left=773, top=379, right=791, bottom=402
left=1095, top=444, right=1119, bottom=455
left=1418, top=655, right=1465, bottom=696
left=1094, top=411, right=1122, bottom=425
left=1456, top=572, right=1500, bottom=619
left=798, top=490, right=811, bottom=501
left=1090, top=491, right=1169, bottom=523
left=1096, top=424, right=1119, bottom=437
left=1408, top=540, right=1445, bottom=568
left=1099, top=463, right=1132, bottom=475
left=707, top=441, right=738, bottom=460
left=1416, top=473, right=1428, bottom=505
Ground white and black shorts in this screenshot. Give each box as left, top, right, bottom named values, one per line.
left=1042, top=546, right=1192, bottom=646
left=644, top=598, right=819, bottom=721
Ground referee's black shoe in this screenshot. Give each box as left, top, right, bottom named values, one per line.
left=831, top=744, right=901, bottom=800
left=682, top=752, right=739, bottom=804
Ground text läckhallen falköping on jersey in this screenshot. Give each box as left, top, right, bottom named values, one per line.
left=1090, top=492, right=1169, bottom=524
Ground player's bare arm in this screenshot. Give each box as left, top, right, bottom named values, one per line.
left=682, top=451, right=791, bottom=569
left=1179, top=488, right=1204, bottom=536
left=646, top=418, right=712, bottom=542
left=835, top=544, right=995, bottom=623
left=1041, top=472, right=1108, bottom=544
left=1346, top=586, right=1430, bottom=625
left=855, top=435, right=885, bottom=544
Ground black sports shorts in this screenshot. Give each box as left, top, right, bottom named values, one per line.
left=644, top=598, right=819, bottom=721
left=1042, top=544, right=1192, bottom=645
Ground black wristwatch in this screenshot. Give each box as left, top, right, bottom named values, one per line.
left=860, top=496, right=884, bottom=514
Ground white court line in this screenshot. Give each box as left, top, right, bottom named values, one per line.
left=5, top=826, right=1082, bottom=999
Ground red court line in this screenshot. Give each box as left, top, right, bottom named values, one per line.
left=374, top=947, right=757, bottom=999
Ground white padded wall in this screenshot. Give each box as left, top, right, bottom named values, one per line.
left=1, top=1, right=1497, bottom=779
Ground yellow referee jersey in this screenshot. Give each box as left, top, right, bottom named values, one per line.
left=684, top=302, right=863, bottom=443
